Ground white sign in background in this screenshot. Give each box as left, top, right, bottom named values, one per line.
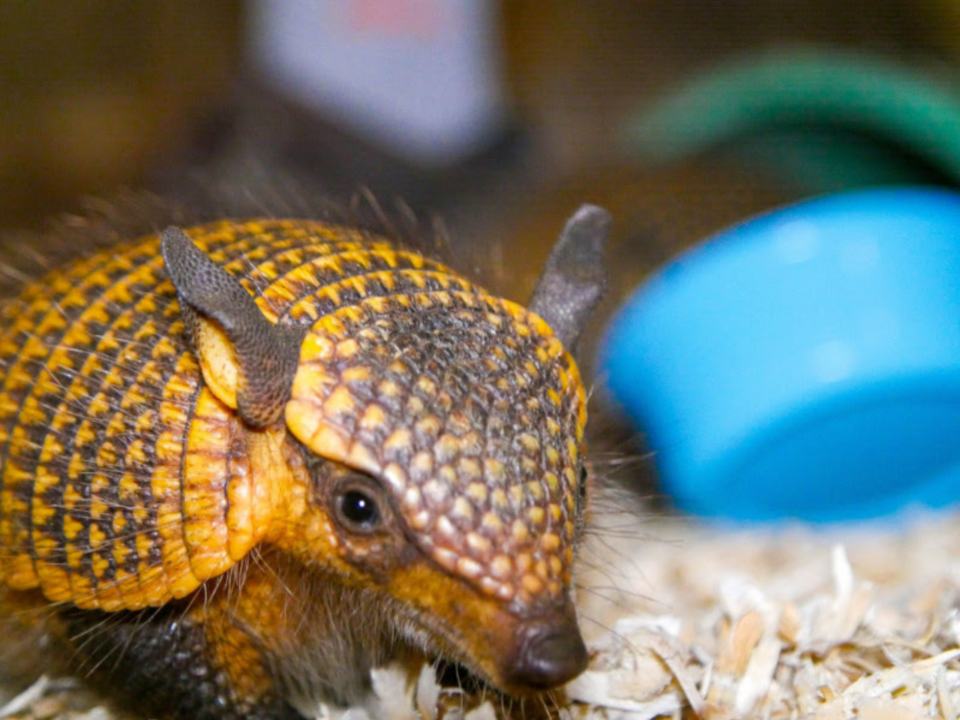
left=250, top=0, right=505, bottom=167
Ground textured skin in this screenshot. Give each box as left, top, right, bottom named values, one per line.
left=0, top=218, right=591, bottom=716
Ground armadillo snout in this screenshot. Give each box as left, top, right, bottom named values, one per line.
left=507, top=614, right=588, bottom=690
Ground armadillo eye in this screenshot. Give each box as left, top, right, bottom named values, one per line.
left=336, top=488, right=381, bottom=532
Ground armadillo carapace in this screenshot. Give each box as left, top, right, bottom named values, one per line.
left=0, top=206, right=609, bottom=719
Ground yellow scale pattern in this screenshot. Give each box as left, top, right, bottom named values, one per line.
left=285, top=280, right=587, bottom=608
left=0, top=218, right=587, bottom=613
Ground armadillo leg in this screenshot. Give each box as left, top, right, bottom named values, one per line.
left=58, top=588, right=300, bottom=720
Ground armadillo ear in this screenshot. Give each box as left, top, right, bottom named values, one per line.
left=528, top=204, right=610, bottom=350
left=161, top=227, right=302, bottom=428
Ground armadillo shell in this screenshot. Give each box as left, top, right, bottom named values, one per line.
left=0, top=218, right=587, bottom=613
left=0, top=219, right=466, bottom=610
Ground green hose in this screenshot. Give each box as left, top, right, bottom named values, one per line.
left=625, top=48, right=960, bottom=191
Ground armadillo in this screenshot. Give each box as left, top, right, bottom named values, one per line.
left=0, top=205, right=609, bottom=719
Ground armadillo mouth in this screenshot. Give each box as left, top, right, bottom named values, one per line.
left=429, top=657, right=571, bottom=715
left=390, top=590, right=587, bottom=701
left=433, top=658, right=489, bottom=696
left=384, top=555, right=588, bottom=699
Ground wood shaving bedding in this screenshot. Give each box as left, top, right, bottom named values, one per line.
left=570, top=507, right=960, bottom=719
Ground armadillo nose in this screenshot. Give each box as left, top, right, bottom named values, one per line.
left=509, top=619, right=589, bottom=690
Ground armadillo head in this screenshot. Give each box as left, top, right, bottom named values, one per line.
left=161, top=206, right=609, bottom=695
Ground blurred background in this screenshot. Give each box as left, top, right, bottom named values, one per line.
left=3, top=2, right=959, bottom=235
left=2, top=2, right=959, bottom=252
left=3, top=0, right=960, bottom=494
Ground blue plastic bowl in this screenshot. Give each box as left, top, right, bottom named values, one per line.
left=600, top=188, right=960, bottom=522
